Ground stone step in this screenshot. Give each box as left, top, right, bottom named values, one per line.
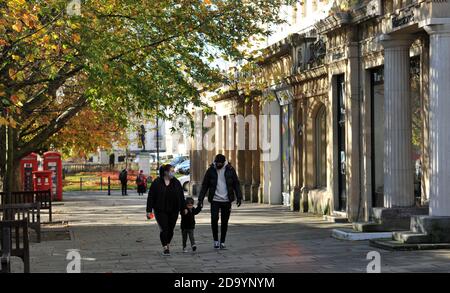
left=392, top=231, right=431, bottom=244
left=332, top=228, right=392, bottom=241
left=323, top=215, right=348, bottom=223
left=353, top=221, right=411, bottom=232
left=370, top=239, right=450, bottom=251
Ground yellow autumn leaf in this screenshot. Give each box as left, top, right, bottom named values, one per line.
left=73, top=33, right=81, bottom=43
left=0, top=117, right=9, bottom=126
left=8, top=117, right=17, bottom=128
left=26, top=54, right=34, bottom=62
left=12, top=20, right=23, bottom=32
left=8, top=68, right=16, bottom=79
left=12, top=54, right=20, bottom=61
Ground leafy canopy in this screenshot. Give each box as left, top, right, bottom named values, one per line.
left=0, top=0, right=289, bottom=159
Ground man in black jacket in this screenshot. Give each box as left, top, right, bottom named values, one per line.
left=119, top=168, right=128, bottom=196
left=198, top=154, right=242, bottom=250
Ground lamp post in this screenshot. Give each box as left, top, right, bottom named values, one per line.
left=156, top=114, right=160, bottom=171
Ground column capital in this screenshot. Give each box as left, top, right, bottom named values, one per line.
left=424, top=23, right=450, bottom=36
left=378, top=34, right=415, bottom=49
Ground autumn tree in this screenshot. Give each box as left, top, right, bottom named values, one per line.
left=0, top=0, right=289, bottom=191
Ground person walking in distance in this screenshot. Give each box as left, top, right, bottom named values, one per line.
left=136, top=170, right=147, bottom=196
left=146, top=164, right=185, bottom=256
left=198, top=154, right=242, bottom=250
left=119, top=168, right=128, bottom=196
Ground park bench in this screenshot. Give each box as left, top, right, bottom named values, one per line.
left=0, top=190, right=52, bottom=222
left=0, top=219, right=30, bottom=273
left=1, top=203, right=41, bottom=243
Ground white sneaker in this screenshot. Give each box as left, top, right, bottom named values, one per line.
left=183, top=247, right=188, bottom=253
left=214, top=241, right=220, bottom=249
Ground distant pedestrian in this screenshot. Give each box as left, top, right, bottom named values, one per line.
left=109, top=153, right=115, bottom=169
left=198, top=154, right=242, bottom=250
left=146, top=164, right=185, bottom=256
left=180, top=197, right=202, bottom=253
left=136, top=170, right=147, bottom=196
left=119, top=168, right=128, bottom=196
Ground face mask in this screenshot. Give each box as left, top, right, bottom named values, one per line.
left=168, top=171, right=175, bottom=178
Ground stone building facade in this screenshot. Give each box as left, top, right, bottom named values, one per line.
left=190, top=0, right=450, bottom=235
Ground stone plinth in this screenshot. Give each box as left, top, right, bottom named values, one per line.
left=354, top=207, right=428, bottom=232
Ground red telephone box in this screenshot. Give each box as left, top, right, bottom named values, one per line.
left=33, top=170, right=53, bottom=198
left=43, top=151, right=63, bottom=201
left=20, top=153, right=38, bottom=191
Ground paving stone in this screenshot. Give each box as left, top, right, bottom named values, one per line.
left=11, top=191, right=450, bottom=273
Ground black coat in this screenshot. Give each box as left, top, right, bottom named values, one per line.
left=146, top=177, right=185, bottom=213
left=198, top=163, right=242, bottom=203
left=119, top=170, right=128, bottom=184
left=180, top=206, right=202, bottom=230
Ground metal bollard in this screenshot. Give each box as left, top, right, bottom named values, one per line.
left=108, top=176, right=111, bottom=196
left=100, top=177, right=103, bottom=191
left=80, top=177, right=82, bottom=191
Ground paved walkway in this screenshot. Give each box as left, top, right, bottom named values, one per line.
left=11, top=191, right=450, bottom=273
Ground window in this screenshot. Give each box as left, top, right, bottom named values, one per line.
left=315, top=104, right=327, bottom=188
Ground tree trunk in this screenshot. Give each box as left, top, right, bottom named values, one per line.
left=1, top=123, right=14, bottom=206
left=11, top=159, right=21, bottom=192
left=0, top=124, right=5, bottom=193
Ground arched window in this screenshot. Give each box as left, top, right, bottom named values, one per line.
left=315, top=104, right=327, bottom=188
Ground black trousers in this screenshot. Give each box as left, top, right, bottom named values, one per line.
left=155, top=210, right=179, bottom=247
left=121, top=183, right=127, bottom=195
left=211, top=201, right=232, bottom=243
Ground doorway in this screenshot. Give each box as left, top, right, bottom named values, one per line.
left=336, top=74, right=347, bottom=212
left=371, top=67, right=385, bottom=207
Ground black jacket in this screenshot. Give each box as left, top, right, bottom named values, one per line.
left=119, top=170, right=128, bottom=184
left=198, top=163, right=242, bottom=203
left=180, top=206, right=202, bottom=230
left=146, top=177, right=185, bottom=213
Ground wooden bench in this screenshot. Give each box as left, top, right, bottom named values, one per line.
left=1, top=203, right=41, bottom=243
left=0, top=190, right=52, bottom=222
left=0, top=219, right=30, bottom=273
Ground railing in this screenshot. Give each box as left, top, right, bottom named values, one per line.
left=62, top=162, right=139, bottom=175
left=63, top=175, right=124, bottom=192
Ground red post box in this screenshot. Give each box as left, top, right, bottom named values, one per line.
left=43, top=151, right=63, bottom=201
left=20, top=153, right=38, bottom=191
left=33, top=170, right=53, bottom=198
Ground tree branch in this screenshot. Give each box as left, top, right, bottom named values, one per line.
left=16, top=95, right=88, bottom=159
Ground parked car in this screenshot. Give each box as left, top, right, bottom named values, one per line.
left=170, top=155, right=188, bottom=167
left=175, top=160, right=190, bottom=175
left=178, top=175, right=190, bottom=192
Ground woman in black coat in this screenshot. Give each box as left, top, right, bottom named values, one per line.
left=146, top=164, right=185, bottom=256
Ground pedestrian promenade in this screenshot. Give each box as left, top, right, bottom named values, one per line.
left=11, top=191, right=450, bottom=273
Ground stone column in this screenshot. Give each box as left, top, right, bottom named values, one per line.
left=420, top=35, right=430, bottom=205
left=235, top=101, right=246, bottom=200
left=425, top=24, right=450, bottom=217
left=300, top=99, right=309, bottom=212
left=380, top=34, right=415, bottom=208
left=345, top=38, right=362, bottom=221
left=244, top=101, right=253, bottom=201
left=251, top=99, right=261, bottom=203
left=215, top=115, right=223, bottom=157
left=291, top=100, right=301, bottom=211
